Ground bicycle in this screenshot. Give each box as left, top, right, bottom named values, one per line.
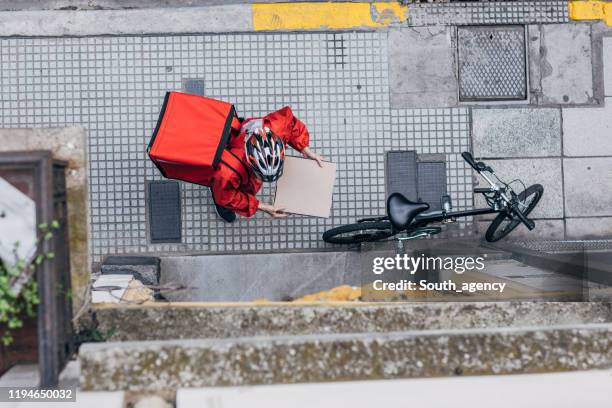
left=322, top=152, right=543, bottom=245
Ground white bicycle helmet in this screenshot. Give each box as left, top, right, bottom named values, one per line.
left=245, top=127, right=285, bottom=182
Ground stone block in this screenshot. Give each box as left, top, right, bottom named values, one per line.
left=566, top=217, right=612, bottom=239
left=101, top=256, right=161, bottom=287
left=388, top=27, right=457, bottom=108
left=93, top=301, right=612, bottom=342
left=472, top=108, right=561, bottom=158
left=563, top=97, right=612, bottom=156
left=540, top=24, right=594, bottom=105
left=79, top=323, right=612, bottom=391
left=474, top=158, right=563, bottom=219
left=564, top=158, right=612, bottom=217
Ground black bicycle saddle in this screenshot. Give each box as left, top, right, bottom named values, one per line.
left=387, top=193, right=430, bottom=230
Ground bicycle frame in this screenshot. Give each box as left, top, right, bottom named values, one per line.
left=378, top=206, right=499, bottom=234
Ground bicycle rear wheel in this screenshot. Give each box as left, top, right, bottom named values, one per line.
left=323, top=220, right=394, bottom=244
left=485, top=184, right=543, bottom=242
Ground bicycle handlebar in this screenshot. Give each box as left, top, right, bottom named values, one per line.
left=511, top=203, right=535, bottom=230
left=461, top=152, right=479, bottom=171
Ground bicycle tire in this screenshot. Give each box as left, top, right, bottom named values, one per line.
left=485, top=184, right=544, bottom=242
left=323, top=221, right=395, bottom=244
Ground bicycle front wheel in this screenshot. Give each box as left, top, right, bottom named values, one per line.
left=323, top=221, right=395, bottom=244
left=485, top=184, right=544, bottom=242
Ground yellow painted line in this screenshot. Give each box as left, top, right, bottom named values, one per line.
left=252, top=2, right=408, bottom=31
left=569, top=0, right=612, bottom=26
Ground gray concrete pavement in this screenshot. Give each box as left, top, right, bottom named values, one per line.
left=0, top=3, right=610, bottom=260
left=176, top=370, right=612, bottom=408
left=0, top=6, right=253, bottom=36
left=605, top=37, right=612, bottom=96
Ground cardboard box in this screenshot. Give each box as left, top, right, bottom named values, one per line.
left=274, top=156, right=336, bottom=218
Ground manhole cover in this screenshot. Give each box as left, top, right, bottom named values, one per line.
left=457, top=25, right=527, bottom=101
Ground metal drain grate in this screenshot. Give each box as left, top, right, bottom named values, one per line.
left=386, top=151, right=448, bottom=210
left=148, top=181, right=182, bottom=243
left=386, top=151, right=418, bottom=201
left=515, top=240, right=612, bottom=254
left=457, top=25, right=527, bottom=101
left=417, top=161, right=447, bottom=211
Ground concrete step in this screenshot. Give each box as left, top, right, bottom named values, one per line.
left=79, top=322, right=612, bottom=391
left=94, top=301, right=612, bottom=341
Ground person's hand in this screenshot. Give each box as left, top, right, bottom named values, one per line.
left=259, top=202, right=288, bottom=218
left=301, top=147, right=324, bottom=167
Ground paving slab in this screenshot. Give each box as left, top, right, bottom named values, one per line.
left=604, top=37, right=612, bottom=97
left=472, top=108, right=561, bottom=158
left=563, top=97, right=612, bottom=156
left=176, top=370, right=612, bottom=408
left=564, top=157, right=612, bottom=217
left=567, top=217, right=612, bottom=239
left=474, top=158, right=563, bottom=219
left=540, top=24, right=594, bottom=105
left=388, top=27, right=458, bottom=108
left=0, top=6, right=252, bottom=36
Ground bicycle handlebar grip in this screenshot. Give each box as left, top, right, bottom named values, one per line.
left=461, top=151, right=479, bottom=171
left=512, top=204, right=535, bottom=230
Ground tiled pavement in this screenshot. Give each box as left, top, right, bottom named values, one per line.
left=0, top=33, right=473, bottom=262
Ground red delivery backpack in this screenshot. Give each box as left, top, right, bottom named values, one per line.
left=147, top=91, right=248, bottom=187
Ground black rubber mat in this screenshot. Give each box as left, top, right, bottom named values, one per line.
left=385, top=151, right=418, bottom=201
left=417, top=161, right=447, bottom=211
left=148, top=181, right=182, bottom=243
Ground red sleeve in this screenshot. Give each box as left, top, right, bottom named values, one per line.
left=211, top=174, right=259, bottom=218
left=265, top=106, right=310, bottom=152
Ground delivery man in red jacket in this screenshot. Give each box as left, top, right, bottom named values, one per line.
left=212, top=106, right=323, bottom=223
